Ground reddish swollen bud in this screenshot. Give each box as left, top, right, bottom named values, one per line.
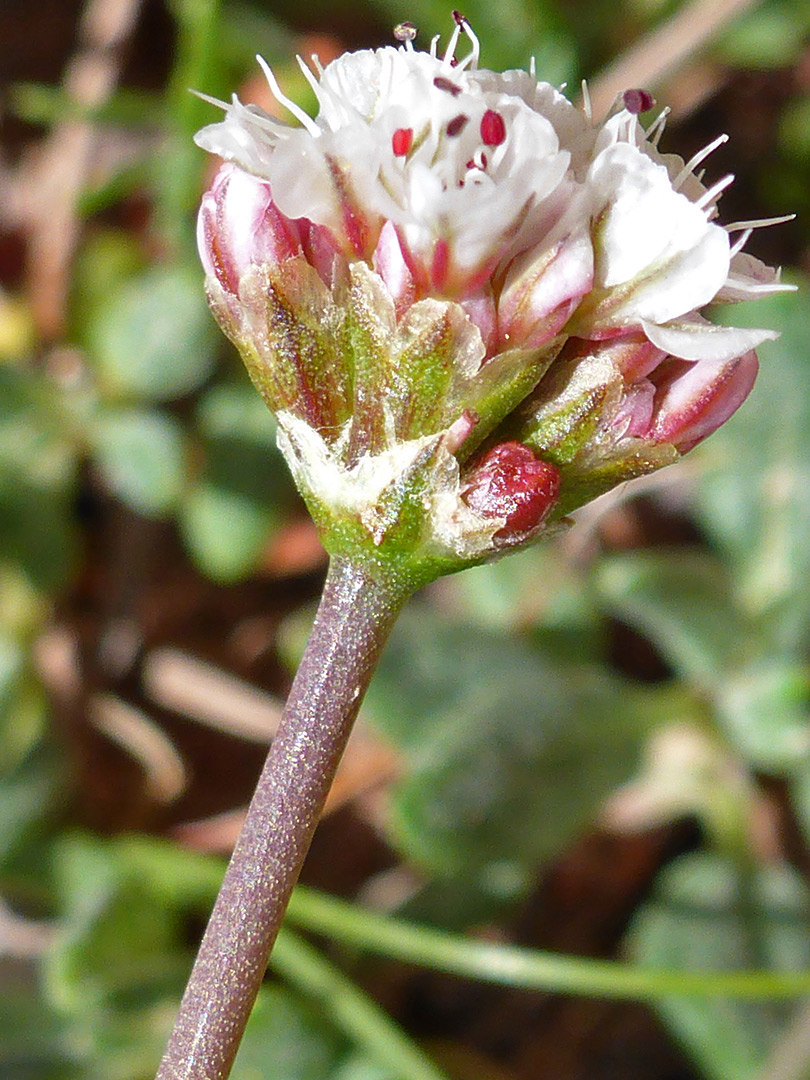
left=462, top=441, right=560, bottom=539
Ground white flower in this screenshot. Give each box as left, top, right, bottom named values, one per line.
left=567, top=103, right=790, bottom=359
left=195, top=15, right=578, bottom=300
left=194, top=17, right=790, bottom=562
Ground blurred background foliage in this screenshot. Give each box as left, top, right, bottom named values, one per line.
left=2, top=0, right=810, bottom=1077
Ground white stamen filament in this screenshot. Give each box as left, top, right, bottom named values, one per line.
left=725, top=214, right=796, bottom=232
left=442, top=21, right=462, bottom=65
left=673, top=134, right=728, bottom=190
left=457, top=17, right=480, bottom=70
left=696, top=173, right=734, bottom=212
left=581, top=80, right=592, bottom=123
left=296, top=55, right=323, bottom=101
left=729, top=228, right=752, bottom=258
left=256, top=54, right=320, bottom=136
left=192, top=89, right=229, bottom=110
left=645, top=107, right=670, bottom=146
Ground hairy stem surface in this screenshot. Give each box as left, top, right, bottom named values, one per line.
left=155, top=557, right=410, bottom=1080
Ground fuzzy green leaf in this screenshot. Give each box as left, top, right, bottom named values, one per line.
left=628, top=852, right=810, bottom=1080
left=88, top=264, right=216, bottom=401
left=365, top=608, right=651, bottom=893
left=92, top=407, right=187, bottom=518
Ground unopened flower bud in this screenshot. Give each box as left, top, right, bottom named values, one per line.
left=461, top=442, right=560, bottom=540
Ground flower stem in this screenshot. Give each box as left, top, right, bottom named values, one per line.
left=155, top=557, right=411, bottom=1080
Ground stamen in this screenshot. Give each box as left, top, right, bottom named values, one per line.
left=729, top=228, right=752, bottom=257
left=394, top=21, right=417, bottom=42
left=446, top=113, right=469, bottom=137
left=581, top=80, right=592, bottom=123
left=256, top=55, right=320, bottom=136
left=645, top=107, right=670, bottom=146
left=623, top=88, right=655, bottom=115
left=725, top=214, right=796, bottom=232
left=465, top=150, right=488, bottom=171
left=442, top=18, right=463, bottom=65
left=430, top=35, right=440, bottom=58
left=310, top=54, right=324, bottom=76
left=434, top=75, right=462, bottom=97
left=392, top=127, right=414, bottom=156
left=192, top=89, right=230, bottom=112
left=296, top=55, right=323, bottom=101
left=695, top=173, right=734, bottom=211
left=454, top=11, right=480, bottom=70
left=529, top=56, right=536, bottom=79
left=673, top=134, right=728, bottom=189
left=481, top=109, right=506, bottom=146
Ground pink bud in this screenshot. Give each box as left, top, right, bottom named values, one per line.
left=197, top=163, right=303, bottom=294
left=462, top=441, right=560, bottom=539
left=650, top=349, right=759, bottom=452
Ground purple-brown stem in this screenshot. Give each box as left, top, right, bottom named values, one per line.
left=155, top=557, right=411, bottom=1080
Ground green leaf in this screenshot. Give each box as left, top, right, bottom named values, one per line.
left=595, top=549, right=745, bottom=683
left=180, top=382, right=288, bottom=582
left=232, top=985, right=345, bottom=1080
left=0, top=976, right=78, bottom=1080
left=87, top=264, right=216, bottom=401
left=42, top=834, right=209, bottom=1079
left=365, top=608, right=649, bottom=892
left=0, top=751, right=59, bottom=870
left=195, top=381, right=277, bottom=448
left=716, top=660, right=810, bottom=773
left=628, top=852, right=810, bottom=1080
left=0, top=368, right=77, bottom=590
left=92, top=408, right=187, bottom=518
left=789, top=761, right=810, bottom=852
left=441, top=543, right=601, bottom=653
left=695, top=280, right=810, bottom=653
left=180, top=481, right=279, bottom=583
left=330, top=1056, right=397, bottom=1080
left=715, top=0, right=810, bottom=69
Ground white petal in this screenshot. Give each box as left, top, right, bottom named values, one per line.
left=641, top=317, right=778, bottom=362
left=194, top=101, right=284, bottom=175
left=589, top=142, right=728, bottom=290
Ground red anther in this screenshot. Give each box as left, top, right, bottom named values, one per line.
left=480, top=109, right=506, bottom=146
left=446, top=114, right=469, bottom=137
left=391, top=127, right=414, bottom=156
left=623, top=88, right=655, bottom=114
left=452, top=9, right=467, bottom=25
left=433, top=76, right=462, bottom=96
left=462, top=442, right=560, bottom=539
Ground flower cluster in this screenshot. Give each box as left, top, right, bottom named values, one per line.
left=195, top=14, right=788, bottom=584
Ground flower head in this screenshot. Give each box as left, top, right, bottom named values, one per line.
left=195, top=16, right=790, bottom=582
